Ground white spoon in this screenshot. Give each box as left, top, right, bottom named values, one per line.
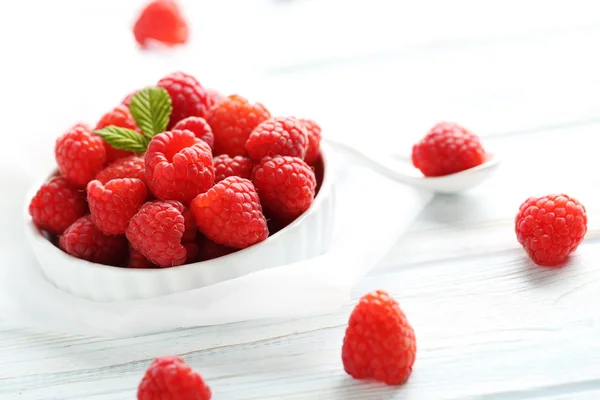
left=325, top=138, right=500, bottom=194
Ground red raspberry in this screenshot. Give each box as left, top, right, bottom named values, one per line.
left=70, top=122, right=91, bottom=132
left=342, top=290, right=416, bottom=385
left=246, top=117, right=308, bottom=162
left=172, top=117, right=214, bottom=150
left=196, top=235, right=237, bottom=262
left=515, top=194, right=587, bottom=266
left=411, top=122, right=486, bottom=177
left=206, top=95, right=271, bottom=157
left=59, top=215, right=128, bottom=266
left=95, top=104, right=141, bottom=162
left=157, top=72, right=209, bottom=128
left=205, top=88, right=225, bottom=109
left=145, top=130, right=214, bottom=205
left=87, top=178, right=147, bottom=235
left=181, top=208, right=197, bottom=242
left=251, top=156, right=316, bottom=221
left=128, top=246, right=158, bottom=269
left=55, top=125, right=107, bottom=188
left=191, top=177, right=268, bottom=249
left=96, top=155, right=146, bottom=185
left=137, top=356, right=211, bottom=400
left=213, top=154, right=253, bottom=183
left=299, top=118, right=322, bottom=165
left=133, top=0, right=189, bottom=49
left=28, top=176, right=87, bottom=235
left=121, top=89, right=140, bottom=107
left=126, top=200, right=189, bottom=267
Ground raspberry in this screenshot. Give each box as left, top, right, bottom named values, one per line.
left=55, top=125, right=106, bottom=188
left=121, top=89, right=140, bottom=107
left=515, top=194, right=587, bottom=266
left=411, top=122, right=486, bottom=177
left=246, top=117, right=308, bottom=162
left=251, top=156, right=316, bottom=221
left=299, top=118, right=322, bottom=165
left=96, top=155, right=146, bottom=185
left=196, top=235, right=237, bottom=262
left=59, top=215, right=128, bottom=266
left=145, top=130, right=214, bottom=205
left=128, top=246, right=158, bottom=269
left=95, top=104, right=141, bottom=162
left=126, top=200, right=189, bottom=267
left=342, top=290, right=416, bottom=385
left=205, top=88, right=225, bottom=109
left=213, top=154, right=253, bottom=183
left=172, top=117, right=214, bottom=150
left=137, top=356, right=211, bottom=400
left=28, top=176, right=87, bottom=235
left=181, top=208, right=197, bottom=242
left=206, top=95, right=271, bottom=157
left=191, top=177, right=268, bottom=249
left=157, top=72, right=209, bottom=128
left=87, top=178, right=147, bottom=235
left=70, top=122, right=91, bottom=132
left=133, top=0, right=189, bottom=49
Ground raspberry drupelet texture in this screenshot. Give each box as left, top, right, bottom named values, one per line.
left=87, top=178, right=147, bottom=235
left=28, top=176, right=87, bottom=235
left=95, top=104, right=141, bottom=162
left=252, top=156, right=316, bottom=221
left=206, top=95, right=271, bottom=157
left=411, top=122, right=486, bottom=177
left=96, top=155, right=146, bottom=185
left=55, top=125, right=107, bottom=188
left=191, top=176, right=269, bottom=249
left=172, top=116, right=214, bottom=150
left=145, top=130, right=215, bottom=205
left=299, top=118, right=322, bottom=165
left=515, top=194, right=587, bottom=266
left=157, top=72, right=210, bottom=128
left=246, top=116, right=309, bottom=162
left=213, top=154, right=253, bottom=183
left=342, top=290, right=417, bottom=385
left=137, top=356, right=212, bottom=400
left=59, top=215, right=128, bottom=266
left=126, top=200, right=189, bottom=267
left=205, top=88, right=226, bottom=109
left=133, top=0, right=189, bottom=49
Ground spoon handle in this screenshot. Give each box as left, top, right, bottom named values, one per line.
left=324, top=138, right=421, bottom=185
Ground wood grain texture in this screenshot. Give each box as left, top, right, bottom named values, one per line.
left=3, top=0, right=600, bottom=398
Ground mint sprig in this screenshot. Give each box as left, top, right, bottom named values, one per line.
left=93, top=86, right=172, bottom=154
left=129, top=87, right=172, bottom=139
left=95, top=127, right=149, bottom=154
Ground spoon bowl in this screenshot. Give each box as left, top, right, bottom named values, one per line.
left=325, top=138, right=500, bottom=194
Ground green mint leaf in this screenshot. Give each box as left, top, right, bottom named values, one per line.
left=94, top=126, right=148, bottom=154
left=129, top=87, right=172, bottom=138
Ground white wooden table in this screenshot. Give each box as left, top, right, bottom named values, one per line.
left=3, top=0, right=600, bottom=398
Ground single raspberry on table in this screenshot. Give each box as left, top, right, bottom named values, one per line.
left=137, top=356, right=212, bottom=400
left=59, top=215, right=128, bottom=266
left=206, top=95, right=271, bottom=157
left=128, top=246, right=158, bottom=269
left=246, top=116, right=308, bottom=162
left=55, top=125, right=106, bottom=188
left=191, top=176, right=269, bottom=249
left=87, top=178, right=147, bottom=235
left=251, top=156, right=316, bottom=221
left=133, top=0, right=189, bottom=49
left=157, top=72, right=210, bottom=128
left=213, top=154, right=253, bottom=183
left=411, top=122, right=486, bottom=177
left=96, top=155, right=146, bottom=185
left=205, top=88, right=225, bottom=109
left=173, top=117, right=214, bottom=150
left=299, top=118, right=322, bottom=165
left=126, top=200, right=189, bottom=267
left=515, top=194, right=587, bottom=266
left=342, top=290, right=416, bottom=386
left=95, top=104, right=141, bottom=162
left=196, top=235, right=237, bottom=262
left=28, top=176, right=87, bottom=235
left=145, top=130, right=214, bottom=205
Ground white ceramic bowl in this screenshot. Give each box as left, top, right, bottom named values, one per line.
left=24, top=144, right=336, bottom=302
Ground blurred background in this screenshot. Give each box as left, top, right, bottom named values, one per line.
left=1, top=0, right=599, bottom=175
